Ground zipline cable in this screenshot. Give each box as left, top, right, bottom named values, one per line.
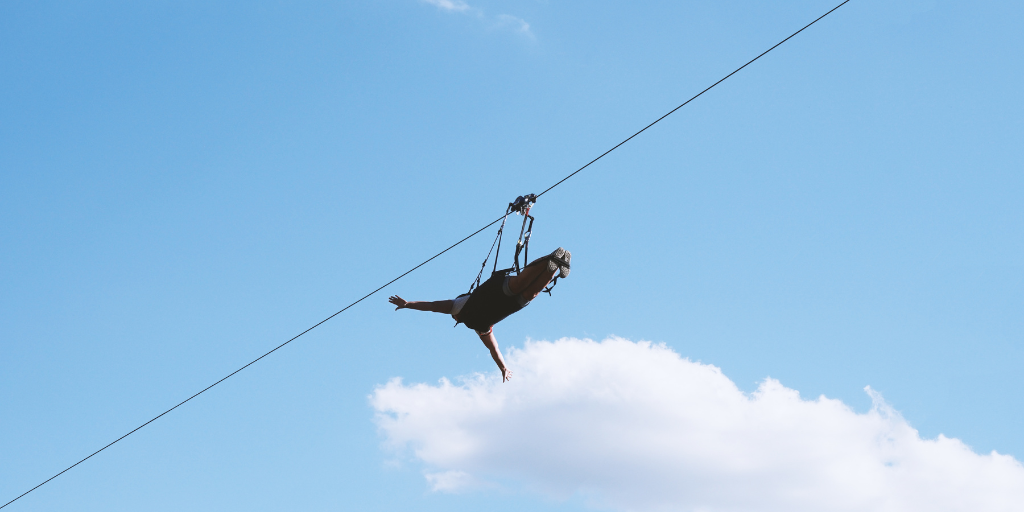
left=0, top=217, right=510, bottom=511
left=2, top=1, right=849, bottom=508
left=538, top=0, right=851, bottom=199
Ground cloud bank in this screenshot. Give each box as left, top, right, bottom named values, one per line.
left=372, top=337, right=1024, bottom=512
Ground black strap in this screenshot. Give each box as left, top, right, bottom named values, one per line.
left=512, top=213, right=534, bottom=274
left=469, top=210, right=510, bottom=294
left=542, top=276, right=559, bottom=296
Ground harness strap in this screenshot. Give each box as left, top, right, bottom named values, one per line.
left=543, top=276, right=559, bottom=296
left=512, top=211, right=534, bottom=274
left=469, top=209, right=510, bottom=294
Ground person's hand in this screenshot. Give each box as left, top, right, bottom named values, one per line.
left=501, top=367, right=513, bottom=383
left=389, top=295, right=408, bottom=310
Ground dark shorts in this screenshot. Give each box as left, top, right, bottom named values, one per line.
left=457, top=271, right=530, bottom=333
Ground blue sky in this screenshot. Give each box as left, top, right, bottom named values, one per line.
left=1, top=1, right=1022, bottom=510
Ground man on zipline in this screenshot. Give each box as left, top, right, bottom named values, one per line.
left=389, top=247, right=571, bottom=383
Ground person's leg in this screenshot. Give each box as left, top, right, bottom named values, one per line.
left=507, top=248, right=569, bottom=301
left=506, top=261, right=557, bottom=302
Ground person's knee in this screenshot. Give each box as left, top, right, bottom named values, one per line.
left=502, top=276, right=532, bottom=306
left=505, top=275, right=531, bottom=297
left=502, top=276, right=517, bottom=296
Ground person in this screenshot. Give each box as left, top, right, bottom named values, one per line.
left=389, top=247, right=571, bottom=382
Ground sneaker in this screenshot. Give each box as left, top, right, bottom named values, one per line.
left=547, top=247, right=571, bottom=279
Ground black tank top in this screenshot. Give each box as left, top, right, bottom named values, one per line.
left=457, top=271, right=526, bottom=332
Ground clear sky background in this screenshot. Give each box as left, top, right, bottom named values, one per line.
left=1, top=0, right=1022, bottom=511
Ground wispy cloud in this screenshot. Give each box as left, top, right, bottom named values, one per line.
left=494, top=14, right=531, bottom=37
left=421, top=0, right=470, bottom=12
left=418, top=0, right=533, bottom=38
left=372, top=337, right=1024, bottom=511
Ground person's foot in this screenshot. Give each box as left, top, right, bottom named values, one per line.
left=546, top=247, right=571, bottom=278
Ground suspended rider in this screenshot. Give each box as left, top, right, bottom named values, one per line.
left=388, top=194, right=571, bottom=383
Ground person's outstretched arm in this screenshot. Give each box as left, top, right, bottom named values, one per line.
left=479, top=330, right=512, bottom=382
left=389, top=295, right=454, bottom=314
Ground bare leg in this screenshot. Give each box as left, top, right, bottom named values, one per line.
left=478, top=330, right=512, bottom=382
left=506, top=259, right=558, bottom=302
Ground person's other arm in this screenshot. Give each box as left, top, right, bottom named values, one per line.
left=389, top=295, right=454, bottom=314
left=479, top=330, right=512, bottom=382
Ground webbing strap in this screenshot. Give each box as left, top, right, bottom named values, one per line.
left=469, top=210, right=510, bottom=294
left=542, top=276, right=559, bottom=296
left=512, top=211, right=534, bottom=274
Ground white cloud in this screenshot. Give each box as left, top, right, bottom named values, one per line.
left=424, top=469, right=478, bottom=492
left=418, top=0, right=533, bottom=37
left=421, top=0, right=470, bottom=12
left=495, top=14, right=531, bottom=36
left=372, top=337, right=1024, bottom=512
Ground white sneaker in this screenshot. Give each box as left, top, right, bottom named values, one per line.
left=546, top=247, right=571, bottom=279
